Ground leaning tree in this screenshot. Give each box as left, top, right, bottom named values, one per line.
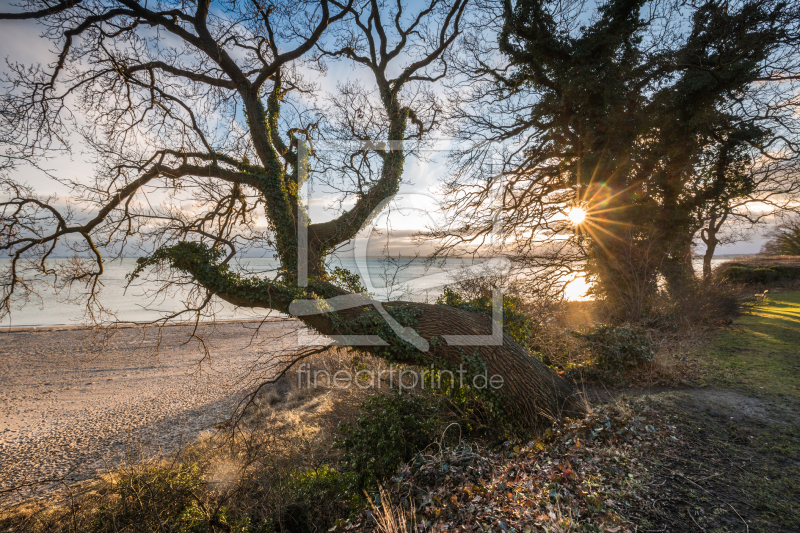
left=441, top=0, right=800, bottom=320
left=0, top=0, right=585, bottom=429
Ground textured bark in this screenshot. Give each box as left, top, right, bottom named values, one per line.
left=210, top=279, right=586, bottom=429
left=701, top=211, right=727, bottom=281
left=702, top=236, right=718, bottom=281
left=660, top=240, right=697, bottom=298
left=399, top=303, right=587, bottom=426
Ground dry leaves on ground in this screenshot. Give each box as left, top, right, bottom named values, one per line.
left=339, top=399, right=673, bottom=533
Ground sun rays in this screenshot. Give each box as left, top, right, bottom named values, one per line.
left=568, top=206, right=587, bottom=225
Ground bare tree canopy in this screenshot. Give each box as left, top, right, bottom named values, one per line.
left=0, top=0, right=584, bottom=429
left=761, top=216, right=800, bottom=255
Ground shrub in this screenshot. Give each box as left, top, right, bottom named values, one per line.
left=336, top=384, right=516, bottom=496
left=721, top=265, right=780, bottom=284
left=638, top=308, right=680, bottom=331
left=336, top=393, right=442, bottom=490
left=646, top=278, right=744, bottom=329
left=91, top=464, right=249, bottom=533
left=583, top=323, right=654, bottom=375
left=278, top=465, right=360, bottom=533
left=718, top=263, right=800, bottom=285
left=773, top=265, right=800, bottom=279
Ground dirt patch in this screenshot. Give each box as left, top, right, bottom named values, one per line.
left=686, top=388, right=800, bottom=427
left=628, top=389, right=800, bottom=532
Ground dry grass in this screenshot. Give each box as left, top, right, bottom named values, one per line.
left=629, top=326, right=710, bottom=386
left=532, top=294, right=719, bottom=388
left=366, top=486, right=415, bottom=533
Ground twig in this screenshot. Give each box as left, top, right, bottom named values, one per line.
left=695, top=472, right=723, bottom=482
left=673, top=472, right=713, bottom=495
left=688, top=509, right=706, bottom=532
left=650, top=498, right=663, bottom=510
left=727, top=503, right=749, bottom=533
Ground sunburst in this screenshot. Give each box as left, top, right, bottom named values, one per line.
left=568, top=206, right=587, bottom=225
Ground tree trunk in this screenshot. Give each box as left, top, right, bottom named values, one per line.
left=587, top=233, right=659, bottom=323
left=218, top=292, right=584, bottom=429
left=156, top=244, right=587, bottom=432
left=702, top=238, right=717, bottom=281
left=700, top=211, right=726, bottom=282
left=302, top=301, right=587, bottom=430
left=660, top=240, right=697, bottom=298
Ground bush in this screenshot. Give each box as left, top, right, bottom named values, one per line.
left=278, top=465, right=360, bottom=533
left=773, top=265, right=800, bottom=279
left=91, top=464, right=249, bottom=533
left=721, top=265, right=779, bottom=284
left=718, top=263, right=800, bottom=285
left=336, top=384, right=516, bottom=496
left=336, top=393, right=443, bottom=490
left=583, top=323, right=654, bottom=375
left=645, top=279, right=743, bottom=330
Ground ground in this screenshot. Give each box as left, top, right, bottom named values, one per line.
left=629, top=291, right=800, bottom=532
left=2, top=294, right=798, bottom=532
left=345, top=292, right=800, bottom=533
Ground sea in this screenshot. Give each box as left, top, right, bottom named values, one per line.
left=0, top=255, right=742, bottom=328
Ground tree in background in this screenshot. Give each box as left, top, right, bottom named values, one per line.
left=761, top=217, right=800, bottom=255
left=696, top=152, right=800, bottom=280
left=442, top=0, right=800, bottom=320
left=0, top=0, right=584, bottom=429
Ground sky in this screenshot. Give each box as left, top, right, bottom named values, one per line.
left=0, top=0, right=772, bottom=260
left=0, top=0, right=466, bottom=260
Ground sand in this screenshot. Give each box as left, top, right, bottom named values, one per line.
left=0, top=319, right=302, bottom=505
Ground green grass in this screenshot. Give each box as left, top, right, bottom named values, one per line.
left=640, top=291, right=800, bottom=531
left=708, top=292, right=800, bottom=530
left=629, top=292, right=800, bottom=532
left=707, top=291, right=800, bottom=399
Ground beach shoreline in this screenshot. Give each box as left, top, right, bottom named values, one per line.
left=0, top=320, right=298, bottom=506
left=0, top=317, right=285, bottom=333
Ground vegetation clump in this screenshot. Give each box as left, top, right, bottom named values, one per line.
left=336, top=393, right=445, bottom=491
left=582, top=323, right=655, bottom=377
left=64, top=464, right=249, bottom=533
left=280, top=466, right=361, bottom=533
left=719, top=263, right=800, bottom=285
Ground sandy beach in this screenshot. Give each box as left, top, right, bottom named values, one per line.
left=0, top=319, right=300, bottom=505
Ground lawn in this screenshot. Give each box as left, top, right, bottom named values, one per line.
left=632, top=291, right=800, bottom=532
left=707, top=291, right=800, bottom=399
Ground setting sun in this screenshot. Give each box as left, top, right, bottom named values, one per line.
left=568, top=206, right=587, bottom=225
